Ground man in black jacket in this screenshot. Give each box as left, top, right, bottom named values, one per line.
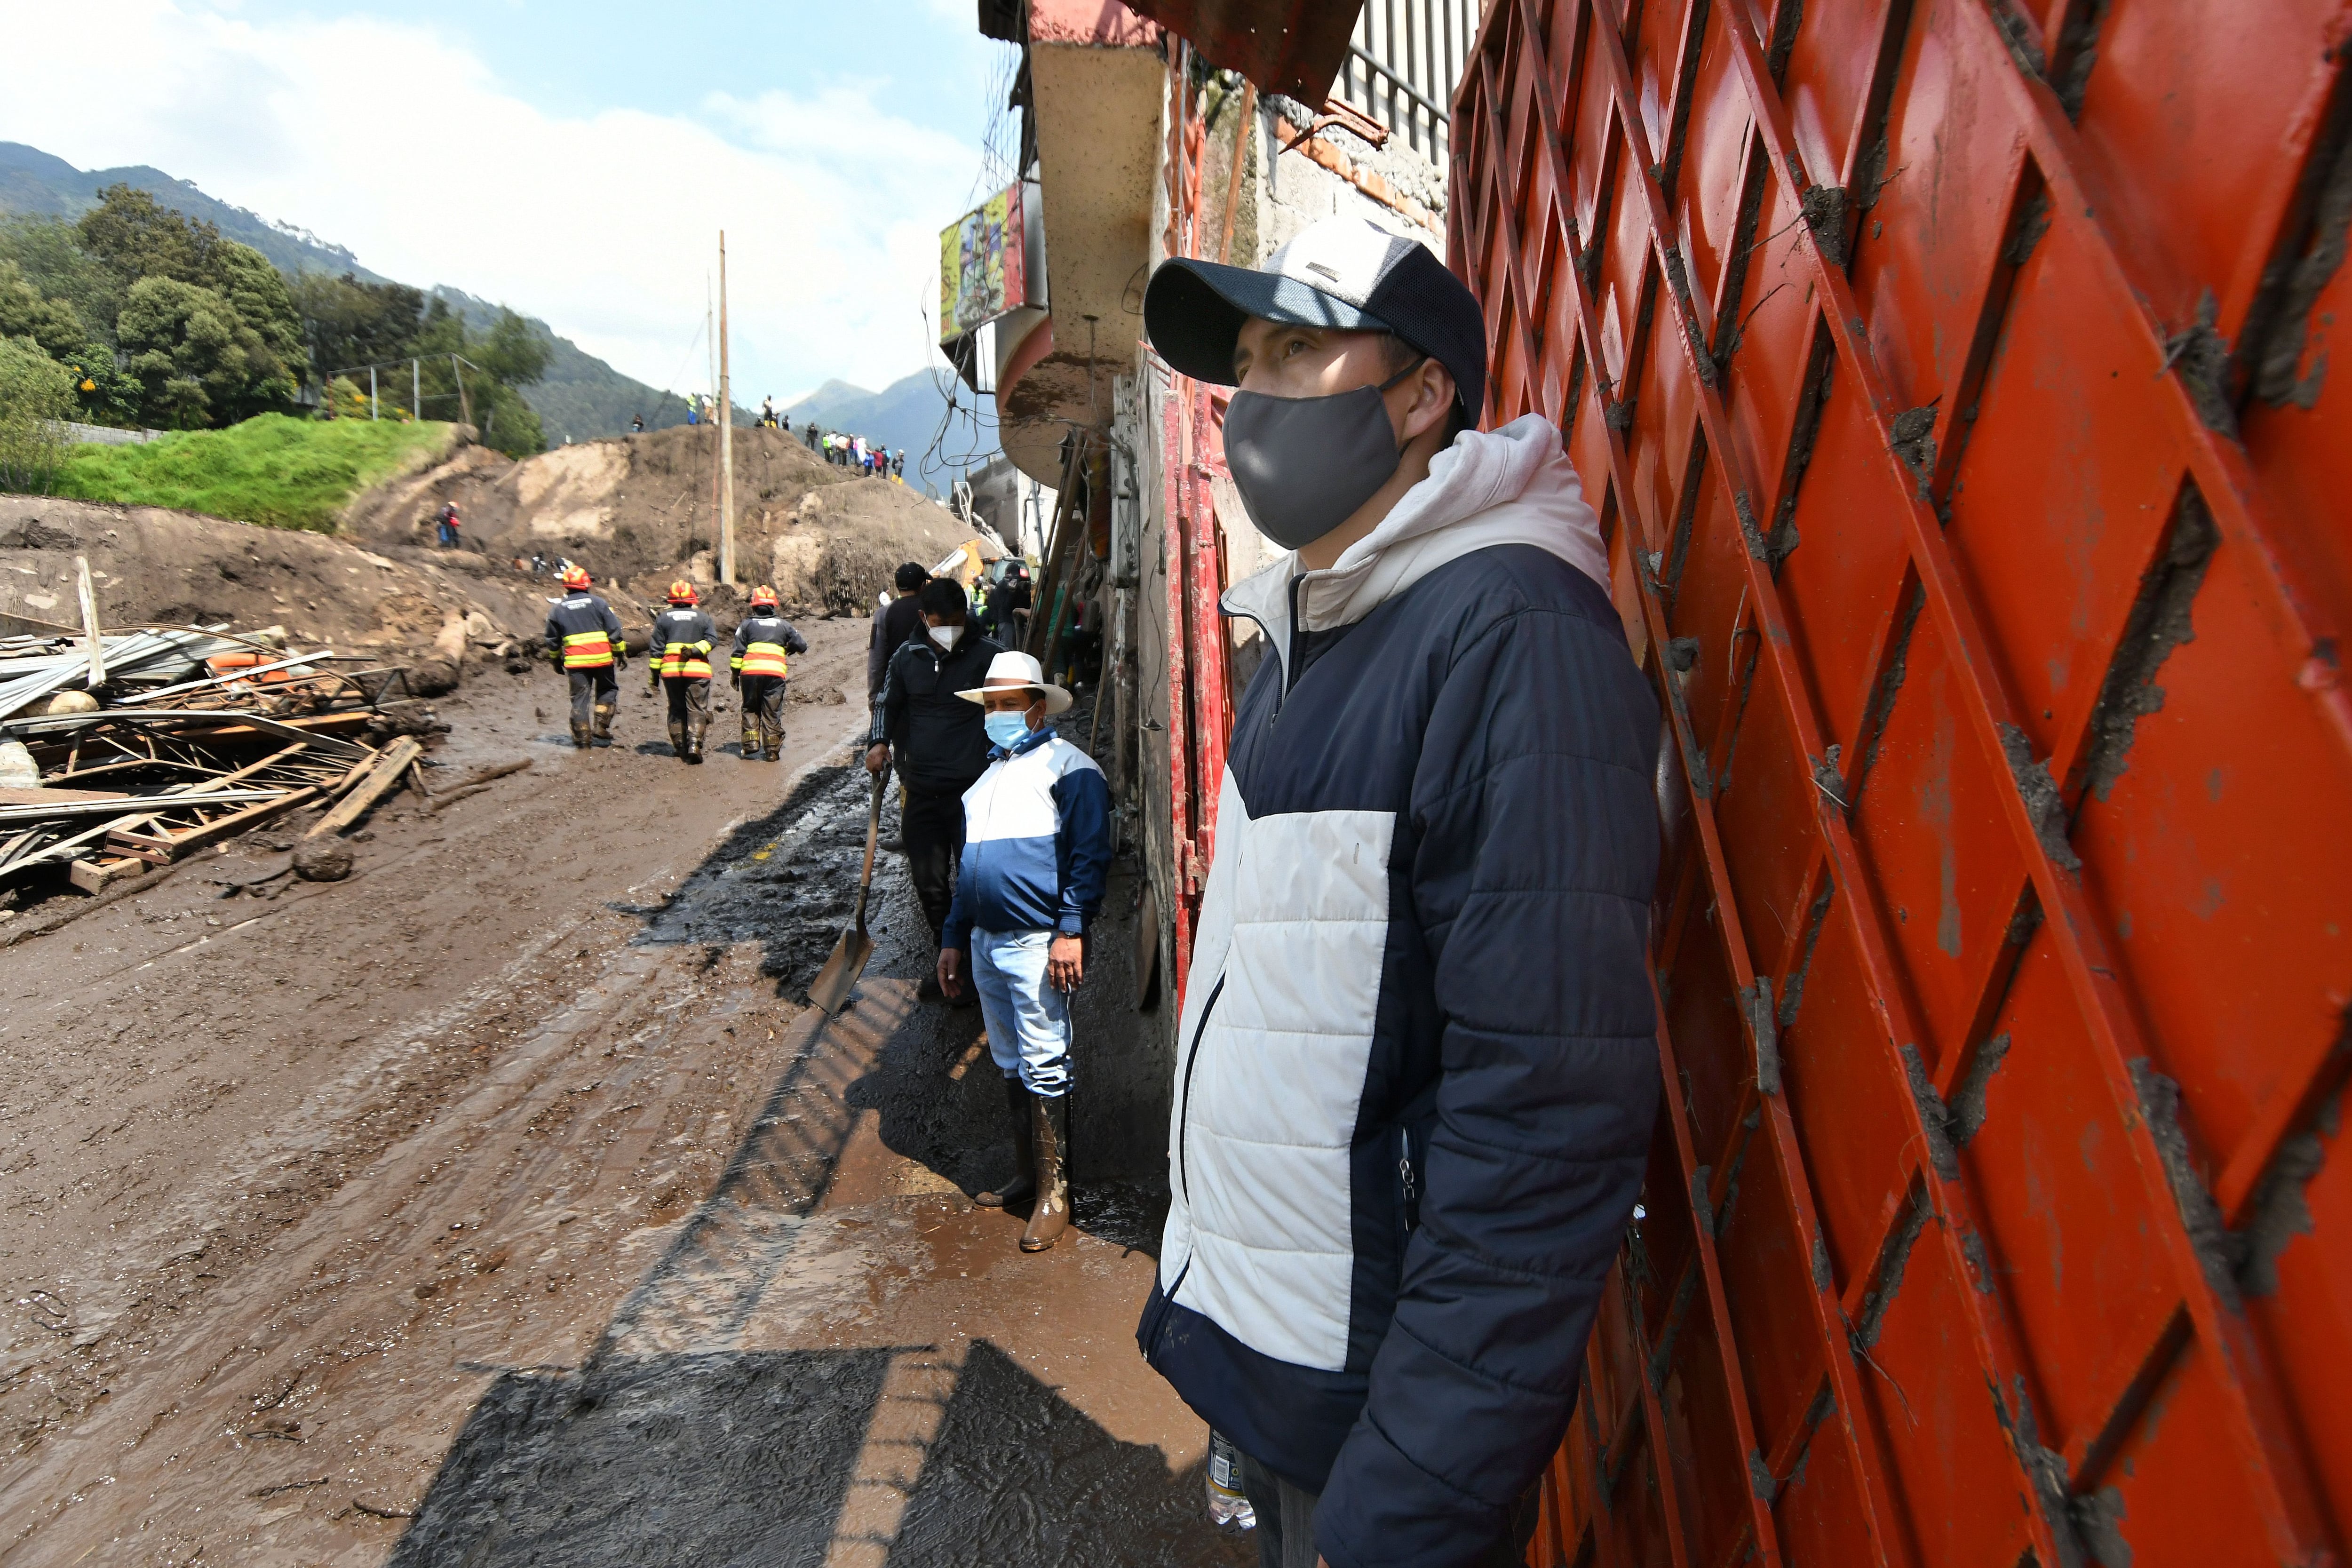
left=867, top=561, right=931, bottom=704
left=867, top=578, right=1002, bottom=1001
left=1134, top=216, right=1661, bottom=1568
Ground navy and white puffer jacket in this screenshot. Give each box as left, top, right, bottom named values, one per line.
left=941, top=727, right=1113, bottom=944
left=1135, top=416, right=1662, bottom=1568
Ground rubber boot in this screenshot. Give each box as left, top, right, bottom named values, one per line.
left=741, top=729, right=762, bottom=761
left=1020, top=1092, right=1070, bottom=1252
left=974, top=1078, right=1036, bottom=1210
left=570, top=721, right=591, bottom=750
left=592, top=702, right=616, bottom=741
left=686, top=716, right=706, bottom=764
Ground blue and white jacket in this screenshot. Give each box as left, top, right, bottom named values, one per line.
left=941, top=727, right=1112, bottom=945
left=1136, top=416, right=1662, bottom=1568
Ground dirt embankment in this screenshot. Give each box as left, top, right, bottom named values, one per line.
left=0, top=497, right=562, bottom=661
left=345, top=425, right=982, bottom=620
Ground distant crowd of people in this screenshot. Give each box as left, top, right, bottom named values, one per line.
left=624, top=399, right=902, bottom=483
left=804, top=420, right=906, bottom=482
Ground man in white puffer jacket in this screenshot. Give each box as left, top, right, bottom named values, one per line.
left=1134, top=216, right=1661, bottom=1568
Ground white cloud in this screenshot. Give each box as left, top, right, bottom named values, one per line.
left=0, top=0, right=986, bottom=399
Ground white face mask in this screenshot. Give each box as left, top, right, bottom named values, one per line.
left=929, top=624, right=962, bottom=650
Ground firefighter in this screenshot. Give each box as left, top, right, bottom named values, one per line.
left=544, top=565, right=627, bottom=748
left=649, top=580, right=719, bottom=763
left=729, top=584, right=809, bottom=761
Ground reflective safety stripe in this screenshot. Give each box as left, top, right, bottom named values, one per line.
left=657, top=640, right=714, bottom=678
left=736, top=640, right=790, bottom=678
left=562, top=630, right=614, bottom=668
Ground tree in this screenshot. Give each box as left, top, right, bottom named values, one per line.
left=403, top=298, right=546, bottom=457
left=0, top=219, right=120, bottom=345
left=0, top=335, right=76, bottom=494
left=206, top=242, right=305, bottom=373
left=477, top=306, right=552, bottom=388
left=117, top=275, right=297, bottom=429
left=0, top=260, right=87, bottom=360
left=288, top=271, right=424, bottom=384
left=76, top=183, right=220, bottom=287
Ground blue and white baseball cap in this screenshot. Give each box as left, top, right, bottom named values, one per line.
left=1144, top=215, right=1487, bottom=422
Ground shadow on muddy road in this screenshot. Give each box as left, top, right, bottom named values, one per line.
left=621, top=752, right=906, bottom=1000
left=380, top=746, right=1229, bottom=1564
left=387, top=1340, right=1235, bottom=1568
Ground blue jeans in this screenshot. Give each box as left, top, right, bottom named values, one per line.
left=969, top=928, right=1070, bottom=1098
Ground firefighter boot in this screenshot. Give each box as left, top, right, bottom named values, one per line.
left=570, top=721, right=591, bottom=749
left=667, top=718, right=688, bottom=758
left=741, top=723, right=763, bottom=761
left=685, top=712, right=707, bottom=764
left=592, top=703, right=616, bottom=742
left=975, top=1078, right=1036, bottom=1210
left=1019, top=1092, right=1070, bottom=1252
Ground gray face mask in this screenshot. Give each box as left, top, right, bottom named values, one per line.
left=1223, top=358, right=1427, bottom=551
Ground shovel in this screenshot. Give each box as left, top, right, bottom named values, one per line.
left=807, top=769, right=887, bottom=1015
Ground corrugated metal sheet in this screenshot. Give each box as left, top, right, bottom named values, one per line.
left=1449, top=0, right=2352, bottom=1562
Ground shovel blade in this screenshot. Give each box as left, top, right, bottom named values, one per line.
left=806, top=928, right=875, bottom=1015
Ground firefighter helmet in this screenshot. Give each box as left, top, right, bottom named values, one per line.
left=667, top=580, right=698, bottom=604
left=560, top=565, right=590, bottom=589
left=748, top=584, right=779, bottom=608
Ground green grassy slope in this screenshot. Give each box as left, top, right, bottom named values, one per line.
left=54, top=414, right=455, bottom=531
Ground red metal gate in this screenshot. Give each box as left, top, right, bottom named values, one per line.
left=1449, top=0, right=2352, bottom=1563
left=1161, top=41, right=1237, bottom=992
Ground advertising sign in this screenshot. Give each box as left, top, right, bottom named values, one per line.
left=939, top=181, right=1032, bottom=342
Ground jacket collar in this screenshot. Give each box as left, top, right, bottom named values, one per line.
left=1220, top=413, right=1608, bottom=685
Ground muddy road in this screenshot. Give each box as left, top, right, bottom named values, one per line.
left=0, top=620, right=1236, bottom=1567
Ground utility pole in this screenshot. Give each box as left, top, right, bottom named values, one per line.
left=412, top=358, right=420, bottom=421
left=717, top=231, right=735, bottom=585
left=451, top=355, right=471, bottom=428
left=369, top=365, right=378, bottom=421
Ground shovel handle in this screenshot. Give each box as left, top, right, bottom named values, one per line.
left=850, top=769, right=885, bottom=935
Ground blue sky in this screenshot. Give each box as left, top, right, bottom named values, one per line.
left=0, top=0, right=1022, bottom=401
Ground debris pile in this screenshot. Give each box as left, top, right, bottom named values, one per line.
left=0, top=624, right=445, bottom=897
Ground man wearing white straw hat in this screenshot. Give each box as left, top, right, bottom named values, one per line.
left=938, top=650, right=1113, bottom=1251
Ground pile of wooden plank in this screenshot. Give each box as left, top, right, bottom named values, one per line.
left=0, top=624, right=445, bottom=896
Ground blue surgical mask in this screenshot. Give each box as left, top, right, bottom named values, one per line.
left=985, top=711, right=1031, bottom=750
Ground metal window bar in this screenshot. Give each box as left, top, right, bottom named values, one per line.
left=1334, top=0, right=1484, bottom=167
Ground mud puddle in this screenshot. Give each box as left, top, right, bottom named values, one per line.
left=631, top=757, right=913, bottom=1000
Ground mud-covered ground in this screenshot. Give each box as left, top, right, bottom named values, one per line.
left=0, top=621, right=1233, bottom=1567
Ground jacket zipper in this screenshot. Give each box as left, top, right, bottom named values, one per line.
left=1270, top=576, right=1308, bottom=727
left=1398, top=1126, right=1420, bottom=1234
left=1175, top=975, right=1226, bottom=1204
left=1141, top=1258, right=1194, bottom=1363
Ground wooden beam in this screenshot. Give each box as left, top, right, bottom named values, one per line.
left=70, top=856, right=150, bottom=895
left=110, top=786, right=321, bottom=862
left=75, top=556, right=104, bottom=689
left=304, top=737, right=422, bottom=839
